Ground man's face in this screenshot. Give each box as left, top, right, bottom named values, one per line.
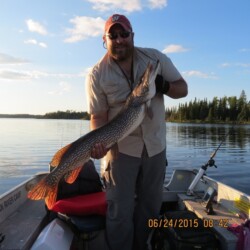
left=104, top=24, right=134, bottom=61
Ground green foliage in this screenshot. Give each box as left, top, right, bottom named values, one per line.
left=44, top=110, right=90, bottom=120
left=0, top=110, right=90, bottom=120
left=0, top=114, right=43, bottom=118
left=166, top=90, right=250, bottom=124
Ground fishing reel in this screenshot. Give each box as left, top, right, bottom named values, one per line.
left=205, top=158, right=217, bottom=169
left=187, top=156, right=218, bottom=195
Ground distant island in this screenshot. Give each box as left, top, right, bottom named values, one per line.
left=1, top=90, right=249, bottom=123
left=0, top=110, right=90, bottom=120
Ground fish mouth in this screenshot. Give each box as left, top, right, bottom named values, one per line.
left=151, top=60, right=160, bottom=81
left=143, top=61, right=160, bottom=86
left=142, top=61, right=160, bottom=98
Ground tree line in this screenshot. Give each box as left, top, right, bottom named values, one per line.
left=166, top=90, right=250, bottom=123
left=0, top=110, right=90, bottom=120
left=43, top=110, right=90, bottom=120
left=1, top=91, right=249, bottom=123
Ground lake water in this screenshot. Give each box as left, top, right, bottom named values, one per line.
left=0, top=119, right=250, bottom=196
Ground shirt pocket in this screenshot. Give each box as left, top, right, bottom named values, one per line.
left=103, top=81, right=130, bottom=106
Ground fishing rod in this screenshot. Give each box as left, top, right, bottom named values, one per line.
left=187, top=125, right=235, bottom=195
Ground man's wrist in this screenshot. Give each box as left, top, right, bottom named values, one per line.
left=162, top=80, right=170, bottom=94
left=155, top=74, right=170, bottom=94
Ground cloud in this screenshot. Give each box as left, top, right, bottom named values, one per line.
left=239, top=48, right=250, bottom=52
left=79, top=67, right=93, bottom=78
left=220, top=63, right=231, bottom=68
left=64, top=16, right=105, bottom=43
left=0, top=69, right=32, bottom=80
left=26, top=19, right=48, bottom=35
left=162, top=44, right=189, bottom=54
left=86, top=0, right=141, bottom=12
left=236, top=63, right=250, bottom=68
left=59, top=81, right=71, bottom=91
left=220, top=62, right=250, bottom=68
left=182, top=70, right=217, bottom=79
left=39, top=42, right=47, bottom=48
left=86, top=0, right=167, bottom=12
left=0, top=53, right=29, bottom=65
left=148, top=0, right=167, bottom=9
left=24, top=39, right=48, bottom=48
left=0, top=69, right=50, bottom=81
left=48, top=81, right=71, bottom=95
left=0, top=68, right=83, bottom=81
left=64, top=0, right=169, bottom=43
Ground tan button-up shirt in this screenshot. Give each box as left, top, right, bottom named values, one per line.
left=86, top=47, right=181, bottom=157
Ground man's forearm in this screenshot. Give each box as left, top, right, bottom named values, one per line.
left=90, top=112, right=108, bottom=130
left=167, top=78, right=188, bottom=99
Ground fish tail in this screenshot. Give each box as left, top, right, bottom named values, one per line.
left=27, top=178, right=58, bottom=209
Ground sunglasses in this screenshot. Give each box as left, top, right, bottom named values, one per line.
left=106, top=31, right=131, bottom=40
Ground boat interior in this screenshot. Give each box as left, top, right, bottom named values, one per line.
left=0, top=167, right=249, bottom=250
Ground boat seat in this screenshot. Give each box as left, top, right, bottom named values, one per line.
left=52, top=191, right=107, bottom=216
left=70, top=214, right=106, bottom=233
left=48, top=160, right=107, bottom=246
left=51, top=191, right=107, bottom=234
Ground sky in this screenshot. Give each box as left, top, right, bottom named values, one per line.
left=0, top=0, right=250, bottom=115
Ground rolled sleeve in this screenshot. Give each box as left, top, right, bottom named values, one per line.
left=157, top=50, right=182, bottom=82
left=85, top=69, right=108, bottom=114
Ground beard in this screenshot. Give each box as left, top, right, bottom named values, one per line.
left=109, top=43, right=134, bottom=62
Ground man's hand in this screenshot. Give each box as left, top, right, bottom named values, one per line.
left=91, top=143, right=108, bottom=159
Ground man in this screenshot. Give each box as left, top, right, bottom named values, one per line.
left=86, top=14, right=188, bottom=250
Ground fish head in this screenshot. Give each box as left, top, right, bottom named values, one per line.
left=133, top=61, right=160, bottom=103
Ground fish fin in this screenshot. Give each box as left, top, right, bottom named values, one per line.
left=110, top=143, right=119, bottom=159
left=64, top=166, right=83, bottom=184
left=50, top=143, right=72, bottom=168
left=27, top=178, right=58, bottom=209
left=45, top=186, right=58, bottom=210
left=27, top=178, right=48, bottom=200
left=146, top=100, right=154, bottom=119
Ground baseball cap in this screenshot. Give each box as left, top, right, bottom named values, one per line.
left=104, top=14, right=132, bottom=34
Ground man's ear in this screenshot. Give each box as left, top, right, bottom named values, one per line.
left=131, top=32, right=134, bottom=42
left=102, top=35, right=107, bottom=49
left=103, top=41, right=107, bottom=49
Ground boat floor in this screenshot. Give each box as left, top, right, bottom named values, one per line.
left=0, top=199, right=47, bottom=250
left=1, top=168, right=249, bottom=250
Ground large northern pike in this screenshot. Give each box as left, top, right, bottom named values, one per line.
left=28, top=61, right=160, bottom=209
